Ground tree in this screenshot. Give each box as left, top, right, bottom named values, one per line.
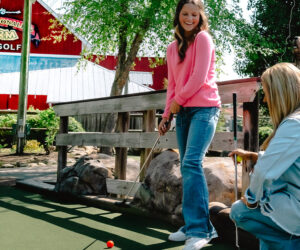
left=232, top=0, right=300, bottom=76
left=228, top=0, right=300, bottom=147
left=54, top=0, right=243, bottom=94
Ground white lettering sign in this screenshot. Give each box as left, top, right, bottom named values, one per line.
left=0, top=43, right=22, bottom=51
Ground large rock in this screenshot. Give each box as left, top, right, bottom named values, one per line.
left=135, top=150, right=182, bottom=214
left=134, top=150, right=242, bottom=213
left=204, top=157, right=242, bottom=206
left=57, top=155, right=112, bottom=195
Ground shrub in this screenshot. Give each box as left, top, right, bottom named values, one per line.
left=23, top=140, right=44, bottom=153
left=0, top=114, right=17, bottom=127
left=0, top=107, right=85, bottom=149
left=27, top=107, right=85, bottom=147
left=27, top=108, right=60, bottom=146
left=259, top=126, right=273, bottom=146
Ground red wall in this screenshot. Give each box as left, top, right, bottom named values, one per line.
left=0, top=94, right=49, bottom=110
left=0, top=0, right=82, bottom=55
left=93, top=55, right=167, bottom=90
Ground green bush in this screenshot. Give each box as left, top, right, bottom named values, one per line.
left=27, top=107, right=85, bottom=147
left=259, top=126, right=273, bottom=146
left=0, top=114, right=17, bottom=127
left=69, top=117, right=85, bottom=132
left=23, top=140, right=44, bottom=153
left=0, top=107, right=85, bottom=148
left=0, top=114, right=16, bottom=147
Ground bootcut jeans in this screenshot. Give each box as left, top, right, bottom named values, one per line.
left=176, top=106, right=219, bottom=239
left=230, top=200, right=300, bottom=250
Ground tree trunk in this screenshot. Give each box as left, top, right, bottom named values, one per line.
left=100, top=18, right=151, bottom=155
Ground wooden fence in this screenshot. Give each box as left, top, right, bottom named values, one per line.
left=53, top=78, right=260, bottom=195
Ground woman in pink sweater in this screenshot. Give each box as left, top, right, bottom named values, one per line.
left=158, top=1, right=221, bottom=249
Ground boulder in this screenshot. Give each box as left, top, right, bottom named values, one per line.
left=134, top=150, right=242, bottom=214
left=204, top=157, right=242, bottom=206
left=133, top=150, right=182, bottom=214
left=57, top=155, right=112, bottom=195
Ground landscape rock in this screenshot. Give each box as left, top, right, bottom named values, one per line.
left=133, top=150, right=182, bottom=214
left=38, top=162, right=47, bottom=167
left=204, top=159, right=242, bottom=206
left=57, top=155, right=112, bottom=195
left=16, top=162, right=27, bottom=168
left=134, top=150, right=242, bottom=214
left=1, top=163, right=15, bottom=168
left=28, top=163, right=39, bottom=168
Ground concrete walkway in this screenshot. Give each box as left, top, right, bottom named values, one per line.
left=0, top=164, right=57, bottom=192
left=0, top=165, right=57, bottom=183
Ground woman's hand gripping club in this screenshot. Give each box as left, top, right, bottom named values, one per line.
left=158, top=113, right=174, bottom=136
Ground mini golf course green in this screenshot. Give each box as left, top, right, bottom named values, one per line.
left=0, top=186, right=233, bottom=250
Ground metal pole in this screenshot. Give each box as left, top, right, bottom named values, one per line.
left=16, top=0, right=34, bottom=154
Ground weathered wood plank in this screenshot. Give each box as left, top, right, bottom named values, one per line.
left=140, top=110, right=156, bottom=181
left=218, top=80, right=260, bottom=104
left=53, top=79, right=260, bottom=117
left=56, top=131, right=243, bottom=151
left=53, top=91, right=166, bottom=116
left=242, top=95, right=259, bottom=194
left=208, top=132, right=244, bottom=151
left=106, top=178, right=141, bottom=196
left=115, top=112, right=130, bottom=180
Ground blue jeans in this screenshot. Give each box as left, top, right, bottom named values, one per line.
left=176, top=107, right=219, bottom=239
left=230, top=200, right=300, bottom=250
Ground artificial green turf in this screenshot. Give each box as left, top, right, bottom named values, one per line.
left=0, top=186, right=233, bottom=250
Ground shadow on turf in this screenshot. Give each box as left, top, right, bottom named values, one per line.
left=0, top=186, right=181, bottom=249
left=0, top=186, right=236, bottom=250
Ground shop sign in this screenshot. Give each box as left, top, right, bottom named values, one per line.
left=0, top=8, right=40, bottom=49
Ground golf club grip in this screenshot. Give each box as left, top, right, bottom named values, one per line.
left=233, top=93, right=237, bottom=140
left=165, top=113, right=174, bottom=127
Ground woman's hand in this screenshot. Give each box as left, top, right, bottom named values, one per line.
left=158, top=116, right=171, bottom=136
left=170, top=100, right=181, bottom=114
left=228, top=148, right=258, bottom=164
left=241, top=196, right=258, bottom=209
left=240, top=196, right=247, bottom=205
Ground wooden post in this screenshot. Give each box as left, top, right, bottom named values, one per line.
left=115, top=112, right=130, bottom=180
left=139, top=110, right=156, bottom=181
left=242, top=94, right=259, bottom=194
left=57, top=116, right=68, bottom=184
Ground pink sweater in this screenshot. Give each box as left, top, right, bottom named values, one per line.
left=162, top=31, right=221, bottom=118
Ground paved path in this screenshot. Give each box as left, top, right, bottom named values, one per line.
left=0, top=165, right=57, bottom=182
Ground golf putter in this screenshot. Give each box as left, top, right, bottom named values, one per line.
left=233, top=93, right=240, bottom=249
left=115, top=113, right=174, bottom=207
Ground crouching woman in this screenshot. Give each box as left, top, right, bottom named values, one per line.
left=229, top=63, right=300, bottom=250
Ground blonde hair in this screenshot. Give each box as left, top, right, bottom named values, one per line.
left=173, top=0, right=208, bottom=62
left=261, top=63, right=300, bottom=150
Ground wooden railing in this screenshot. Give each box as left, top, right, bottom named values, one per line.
left=53, top=78, right=260, bottom=195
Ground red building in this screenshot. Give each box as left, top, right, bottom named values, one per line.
left=0, top=0, right=167, bottom=110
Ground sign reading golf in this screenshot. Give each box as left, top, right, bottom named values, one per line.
left=0, top=8, right=40, bottom=51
